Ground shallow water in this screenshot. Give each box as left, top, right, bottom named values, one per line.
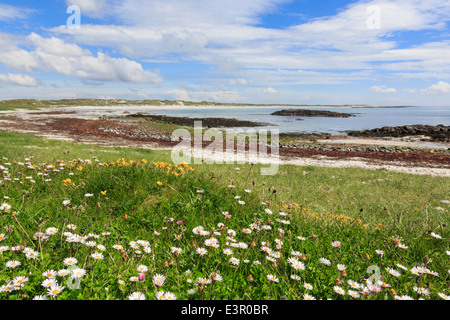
left=142, top=106, right=449, bottom=134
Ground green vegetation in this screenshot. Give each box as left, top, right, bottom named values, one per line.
left=0, top=98, right=377, bottom=112
left=0, top=131, right=448, bottom=300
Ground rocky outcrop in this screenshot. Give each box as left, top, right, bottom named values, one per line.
left=347, top=124, right=449, bottom=142
left=271, top=109, right=355, bottom=118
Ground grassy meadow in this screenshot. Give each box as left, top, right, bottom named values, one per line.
left=0, top=131, right=449, bottom=300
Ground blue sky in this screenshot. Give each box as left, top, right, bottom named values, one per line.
left=0, top=0, right=449, bottom=106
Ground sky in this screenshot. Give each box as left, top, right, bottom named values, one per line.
left=0, top=0, right=449, bottom=106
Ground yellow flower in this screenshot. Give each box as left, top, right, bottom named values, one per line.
left=157, top=181, right=163, bottom=186
left=101, top=191, right=107, bottom=195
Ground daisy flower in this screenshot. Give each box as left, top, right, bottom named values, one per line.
left=333, top=286, right=345, bottom=296
left=197, top=278, right=212, bottom=285
left=337, top=264, right=346, bottom=271
left=71, top=268, right=86, bottom=278
left=304, top=294, right=316, bottom=300
left=413, top=287, right=429, bottom=296
left=58, top=269, right=70, bottom=277
left=63, top=257, right=78, bottom=266
left=90, top=252, right=103, bottom=260
left=41, top=278, right=58, bottom=288
left=223, top=248, right=234, bottom=255
left=303, top=283, right=313, bottom=290
left=267, top=274, right=279, bottom=283
left=319, top=258, right=331, bottom=266
left=347, top=280, right=361, bottom=289
left=375, top=250, right=385, bottom=256
left=155, top=291, right=166, bottom=300
left=45, top=227, right=58, bottom=235
left=164, top=292, right=177, bottom=300
left=112, top=245, right=123, bottom=251
left=42, top=270, right=58, bottom=278
left=33, top=295, right=48, bottom=300
left=47, top=284, right=65, bottom=297
left=12, top=276, right=28, bottom=286
left=137, top=265, right=148, bottom=273
left=196, top=247, right=208, bottom=256
left=387, top=268, right=401, bottom=277
left=152, top=274, right=166, bottom=287
left=230, top=257, right=240, bottom=266
left=129, top=276, right=139, bottom=282
left=438, top=293, right=450, bottom=300
left=66, top=224, right=77, bottom=230
left=5, top=260, right=20, bottom=268
left=290, top=274, right=301, bottom=281
left=348, top=290, right=360, bottom=299
left=331, top=241, right=341, bottom=248
left=128, top=292, right=146, bottom=300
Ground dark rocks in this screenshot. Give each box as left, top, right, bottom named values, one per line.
left=271, top=109, right=356, bottom=118
left=126, top=114, right=269, bottom=128
left=347, top=124, right=450, bottom=142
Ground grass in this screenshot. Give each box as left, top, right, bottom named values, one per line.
left=0, top=131, right=449, bottom=300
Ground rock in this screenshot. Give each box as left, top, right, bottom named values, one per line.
left=271, top=109, right=355, bottom=118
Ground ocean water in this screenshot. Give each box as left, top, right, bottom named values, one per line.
left=143, top=106, right=450, bottom=134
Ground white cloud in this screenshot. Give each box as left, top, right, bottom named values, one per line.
left=370, top=85, right=397, bottom=93
left=422, top=81, right=450, bottom=94
left=0, top=4, right=32, bottom=20
left=264, top=87, right=278, bottom=94
left=0, top=73, right=38, bottom=87
left=65, top=0, right=108, bottom=18
left=0, top=33, right=162, bottom=84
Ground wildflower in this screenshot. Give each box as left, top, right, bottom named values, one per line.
left=210, top=273, right=223, bottom=282
left=58, top=269, right=70, bottom=277
left=267, top=274, right=279, bottom=283
left=137, top=265, right=148, bottom=273
left=42, top=270, right=58, bottom=278
left=33, top=295, right=48, bottom=300
left=66, top=224, right=77, bottom=230
left=375, top=250, right=384, bottom=256
left=347, top=280, right=361, bottom=289
left=41, top=279, right=58, bottom=288
left=337, top=264, right=346, bottom=271
left=62, top=200, right=71, bottom=206
left=413, top=287, right=429, bottom=296
left=303, top=283, right=313, bottom=290
left=333, top=286, right=346, bottom=296
left=129, top=276, right=139, bottom=282
left=129, top=292, right=146, bottom=300
left=230, top=257, right=240, bottom=266
left=438, top=293, right=450, bottom=300
left=155, top=291, right=166, bottom=300
left=398, top=244, right=408, bottom=249
left=223, top=248, right=233, bottom=255
left=188, top=289, right=197, bottom=295
left=164, top=292, right=177, bottom=300
left=430, top=232, right=442, bottom=239
left=253, top=260, right=261, bottom=266
left=304, top=294, right=316, bottom=300
left=348, top=290, right=360, bottom=299
left=12, top=276, right=28, bottom=286
left=63, top=257, right=78, bottom=266
left=84, top=193, right=94, bottom=197
left=47, top=284, right=65, bottom=297
left=196, top=247, right=208, bottom=256
left=5, top=260, right=20, bottom=268
left=91, top=252, right=104, bottom=260
left=197, top=278, right=212, bottom=285
left=290, top=274, right=301, bottom=281
left=319, top=258, right=331, bottom=266
left=297, top=236, right=306, bottom=241
left=153, top=274, right=166, bottom=287
left=396, top=263, right=408, bottom=271
left=113, top=245, right=123, bottom=251
left=387, top=268, right=401, bottom=277
left=291, top=260, right=306, bottom=271
left=143, top=247, right=152, bottom=254
left=331, top=241, right=341, bottom=248
left=71, top=268, right=86, bottom=278
left=97, top=245, right=106, bottom=251
left=265, top=209, right=273, bottom=215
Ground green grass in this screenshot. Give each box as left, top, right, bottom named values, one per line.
left=0, top=131, right=449, bottom=300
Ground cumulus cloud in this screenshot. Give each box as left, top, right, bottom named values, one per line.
left=0, top=33, right=162, bottom=84
left=0, top=73, right=38, bottom=87
left=370, top=85, right=397, bottom=93
left=422, top=81, right=450, bottom=94
left=264, top=87, right=278, bottom=94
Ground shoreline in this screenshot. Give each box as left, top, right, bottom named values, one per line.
left=0, top=106, right=449, bottom=177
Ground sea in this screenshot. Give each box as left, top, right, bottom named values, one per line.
left=141, top=105, right=450, bottom=135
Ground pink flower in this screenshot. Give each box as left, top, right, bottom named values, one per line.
left=177, top=220, right=183, bottom=225
left=331, top=241, right=341, bottom=248
left=138, top=273, right=146, bottom=281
